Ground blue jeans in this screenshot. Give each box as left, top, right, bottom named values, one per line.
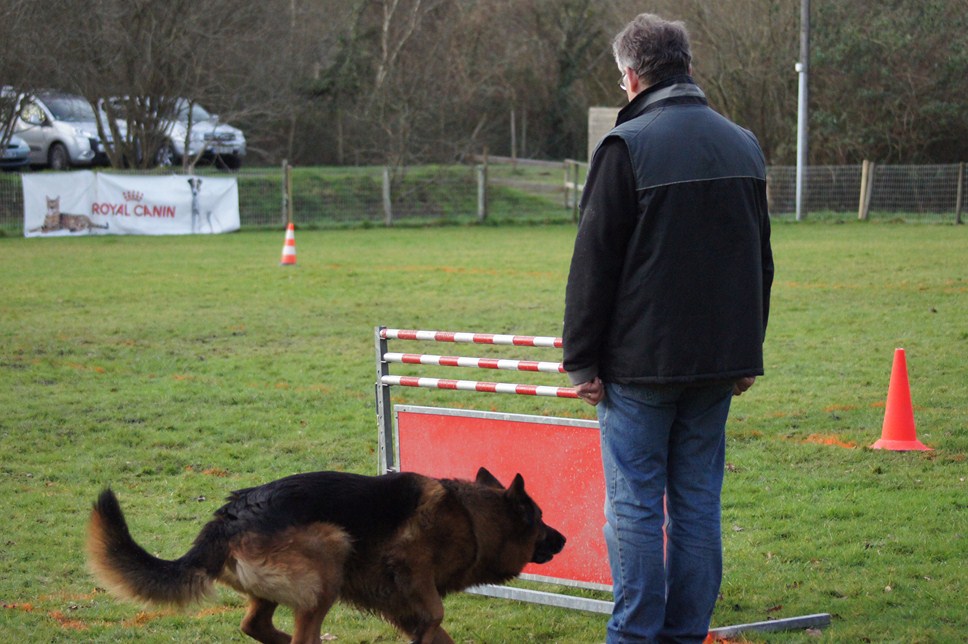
left=599, top=381, right=733, bottom=643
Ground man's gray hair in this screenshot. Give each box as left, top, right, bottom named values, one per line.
left=613, top=13, right=692, bottom=87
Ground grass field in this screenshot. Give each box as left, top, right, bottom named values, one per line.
left=0, top=221, right=965, bottom=642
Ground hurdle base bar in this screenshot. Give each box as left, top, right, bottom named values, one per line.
left=466, top=584, right=612, bottom=614
left=709, top=613, right=832, bottom=638
left=467, top=585, right=830, bottom=636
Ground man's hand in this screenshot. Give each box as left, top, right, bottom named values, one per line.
left=733, top=376, right=756, bottom=396
left=575, top=377, right=605, bottom=406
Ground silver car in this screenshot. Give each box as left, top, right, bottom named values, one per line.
left=156, top=99, right=246, bottom=170
left=12, top=90, right=110, bottom=170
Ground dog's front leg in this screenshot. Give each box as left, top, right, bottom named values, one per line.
left=413, top=626, right=455, bottom=644
left=403, top=576, right=454, bottom=644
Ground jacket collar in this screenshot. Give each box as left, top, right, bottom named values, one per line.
left=616, top=75, right=707, bottom=126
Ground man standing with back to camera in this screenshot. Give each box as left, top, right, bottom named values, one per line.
left=563, top=13, right=774, bottom=643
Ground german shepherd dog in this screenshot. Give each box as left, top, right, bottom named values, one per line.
left=87, top=467, right=565, bottom=643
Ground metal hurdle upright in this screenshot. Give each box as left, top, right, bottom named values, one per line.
left=373, top=325, right=832, bottom=635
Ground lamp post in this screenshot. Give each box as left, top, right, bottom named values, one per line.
left=795, top=0, right=810, bottom=221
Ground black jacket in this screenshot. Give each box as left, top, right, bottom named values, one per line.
left=563, top=76, right=774, bottom=385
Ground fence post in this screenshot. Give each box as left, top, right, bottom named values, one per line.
left=562, top=159, right=584, bottom=222
left=858, top=160, right=869, bottom=221
left=858, top=160, right=875, bottom=221
left=865, top=162, right=876, bottom=219
left=562, top=160, right=571, bottom=209
left=382, top=166, right=393, bottom=227
left=956, top=161, right=964, bottom=225
left=477, top=162, right=488, bottom=223
left=572, top=161, right=580, bottom=223
left=510, top=107, right=517, bottom=170
left=281, top=159, right=292, bottom=225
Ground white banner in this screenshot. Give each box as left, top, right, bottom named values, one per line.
left=23, top=172, right=240, bottom=237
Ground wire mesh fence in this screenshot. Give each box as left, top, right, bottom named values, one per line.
left=768, top=165, right=863, bottom=215
left=768, top=164, right=965, bottom=220
left=870, top=164, right=964, bottom=217
left=0, top=161, right=963, bottom=235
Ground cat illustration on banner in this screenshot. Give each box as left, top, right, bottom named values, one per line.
left=28, top=196, right=109, bottom=234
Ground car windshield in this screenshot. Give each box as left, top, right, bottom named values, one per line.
left=41, top=96, right=97, bottom=122
left=175, top=100, right=212, bottom=124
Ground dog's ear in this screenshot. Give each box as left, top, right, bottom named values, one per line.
left=507, top=473, right=526, bottom=498
left=475, top=467, right=504, bottom=489
left=504, top=474, right=538, bottom=527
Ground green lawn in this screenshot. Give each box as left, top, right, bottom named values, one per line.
left=0, top=222, right=965, bottom=642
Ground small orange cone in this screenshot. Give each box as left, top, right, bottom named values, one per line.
left=871, top=348, right=931, bottom=451
left=280, top=222, right=297, bottom=266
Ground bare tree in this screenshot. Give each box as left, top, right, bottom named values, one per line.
left=0, top=1, right=48, bottom=147
left=5, top=0, right=965, bottom=167
left=22, top=0, right=284, bottom=169
left=683, top=0, right=799, bottom=163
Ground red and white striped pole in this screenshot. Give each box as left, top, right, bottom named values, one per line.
left=378, top=327, right=577, bottom=399
left=381, top=328, right=562, bottom=348
left=383, top=352, right=565, bottom=374
left=380, top=375, right=579, bottom=399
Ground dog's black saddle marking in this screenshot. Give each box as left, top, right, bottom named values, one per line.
left=216, top=471, right=425, bottom=540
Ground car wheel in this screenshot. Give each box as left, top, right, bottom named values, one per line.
left=216, top=154, right=242, bottom=171
left=154, top=142, right=176, bottom=168
left=48, top=143, right=70, bottom=171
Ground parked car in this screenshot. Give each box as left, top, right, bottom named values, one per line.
left=166, top=99, right=246, bottom=170
left=108, top=96, right=246, bottom=170
left=9, top=90, right=111, bottom=170
left=1, top=134, right=30, bottom=171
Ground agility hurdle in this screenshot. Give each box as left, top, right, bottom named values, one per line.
left=374, top=326, right=831, bottom=635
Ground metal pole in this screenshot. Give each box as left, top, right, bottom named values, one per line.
left=795, top=0, right=810, bottom=221
left=374, top=326, right=395, bottom=473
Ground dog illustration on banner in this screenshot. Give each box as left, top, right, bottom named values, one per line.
left=28, top=196, right=108, bottom=234
left=87, top=467, right=565, bottom=644
left=187, top=177, right=220, bottom=233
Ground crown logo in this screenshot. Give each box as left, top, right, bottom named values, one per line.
left=122, top=190, right=144, bottom=202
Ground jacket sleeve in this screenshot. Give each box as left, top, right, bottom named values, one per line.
left=757, top=178, right=774, bottom=334
left=562, top=137, right=638, bottom=384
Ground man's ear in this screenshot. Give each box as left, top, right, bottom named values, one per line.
left=626, top=67, right=644, bottom=94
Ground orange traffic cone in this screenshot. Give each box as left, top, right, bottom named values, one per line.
left=871, top=348, right=931, bottom=451
left=280, top=222, right=297, bottom=266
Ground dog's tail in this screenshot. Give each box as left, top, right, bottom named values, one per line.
left=87, top=489, right=229, bottom=607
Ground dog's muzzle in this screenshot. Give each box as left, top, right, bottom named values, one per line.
left=531, top=526, right=566, bottom=564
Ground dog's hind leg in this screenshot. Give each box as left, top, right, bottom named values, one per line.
left=291, top=592, right=337, bottom=644
left=240, top=596, right=290, bottom=644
